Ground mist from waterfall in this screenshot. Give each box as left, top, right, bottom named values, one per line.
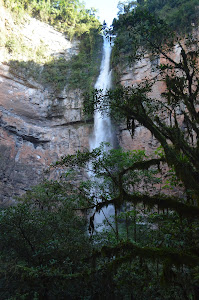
left=89, top=35, right=115, bottom=229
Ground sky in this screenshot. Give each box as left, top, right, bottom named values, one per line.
left=83, top=0, right=119, bottom=26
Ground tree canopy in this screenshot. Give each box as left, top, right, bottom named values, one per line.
left=3, top=0, right=101, bottom=39
left=115, top=0, right=199, bottom=33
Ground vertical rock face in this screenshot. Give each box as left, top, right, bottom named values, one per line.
left=116, top=44, right=186, bottom=154
left=0, top=10, right=92, bottom=205
left=117, top=54, right=160, bottom=153
left=0, top=66, right=92, bottom=205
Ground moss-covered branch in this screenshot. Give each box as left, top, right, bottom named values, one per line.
left=94, top=241, right=199, bottom=268
left=120, top=158, right=165, bottom=176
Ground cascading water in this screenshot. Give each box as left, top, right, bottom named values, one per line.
left=89, top=35, right=114, bottom=150
left=89, top=35, right=115, bottom=229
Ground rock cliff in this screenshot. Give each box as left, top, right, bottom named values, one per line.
left=116, top=42, right=195, bottom=154
left=0, top=6, right=92, bottom=204
left=1, top=2, right=197, bottom=204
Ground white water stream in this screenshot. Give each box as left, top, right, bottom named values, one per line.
left=89, top=35, right=115, bottom=229
left=90, top=36, right=114, bottom=149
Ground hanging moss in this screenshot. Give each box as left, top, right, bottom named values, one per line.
left=94, top=241, right=199, bottom=269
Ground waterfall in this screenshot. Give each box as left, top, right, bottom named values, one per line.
left=90, top=35, right=115, bottom=150
left=89, top=35, right=115, bottom=229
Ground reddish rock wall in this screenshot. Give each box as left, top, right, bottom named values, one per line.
left=0, top=66, right=92, bottom=204
left=117, top=45, right=182, bottom=153
left=0, top=8, right=92, bottom=205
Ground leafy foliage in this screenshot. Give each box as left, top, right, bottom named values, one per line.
left=1, top=0, right=103, bottom=95
left=142, top=0, right=199, bottom=32
left=111, top=0, right=199, bottom=69
left=9, top=29, right=102, bottom=93
left=110, top=11, right=199, bottom=205
left=0, top=180, right=93, bottom=299
left=54, top=143, right=199, bottom=299
left=0, top=144, right=199, bottom=298
left=3, top=0, right=101, bottom=40
left=116, top=0, right=199, bottom=33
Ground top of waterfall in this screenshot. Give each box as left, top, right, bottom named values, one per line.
left=84, top=0, right=118, bottom=26
left=102, top=24, right=116, bottom=46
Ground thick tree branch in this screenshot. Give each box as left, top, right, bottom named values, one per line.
left=93, top=241, right=199, bottom=268
left=75, top=192, right=199, bottom=219
left=120, top=158, right=166, bottom=177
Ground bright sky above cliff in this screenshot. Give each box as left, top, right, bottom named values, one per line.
left=84, top=0, right=119, bottom=26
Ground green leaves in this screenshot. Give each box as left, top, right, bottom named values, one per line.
left=3, top=0, right=102, bottom=40
left=0, top=182, right=91, bottom=298
left=1, top=145, right=199, bottom=298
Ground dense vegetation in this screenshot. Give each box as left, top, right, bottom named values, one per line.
left=138, top=0, right=199, bottom=32
left=9, top=29, right=102, bottom=93
left=117, top=0, right=199, bottom=33
left=1, top=0, right=103, bottom=95
left=111, top=0, right=199, bottom=69
left=3, top=0, right=101, bottom=39
left=0, top=0, right=199, bottom=299
left=1, top=146, right=199, bottom=298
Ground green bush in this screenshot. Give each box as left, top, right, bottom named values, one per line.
left=3, top=0, right=102, bottom=40
left=140, top=0, right=199, bottom=32
left=9, top=31, right=102, bottom=96
left=5, top=35, right=19, bottom=53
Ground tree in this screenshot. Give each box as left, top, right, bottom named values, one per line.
left=77, top=6, right=199, bottom=298
left=130, top=0, right=199, bottom=32
left=54, top=144, right=199, bottom=299
left=109, top=7, right=199, bottom=203
left=0, top=180, right=93, bottom=299
left=1, top=145, right=199, bottom=299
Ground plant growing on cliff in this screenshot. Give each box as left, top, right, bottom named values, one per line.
left=116, top=0, right=199, bottom=33
left=109, top=7, right=199, bottom=204
left=111, top=0, right=199, bottom=69
left=2, top=0, right=103, bottom=96
left=9, top=30, right=102, bottom=94
left=3, top=0, right=101, bottom=40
